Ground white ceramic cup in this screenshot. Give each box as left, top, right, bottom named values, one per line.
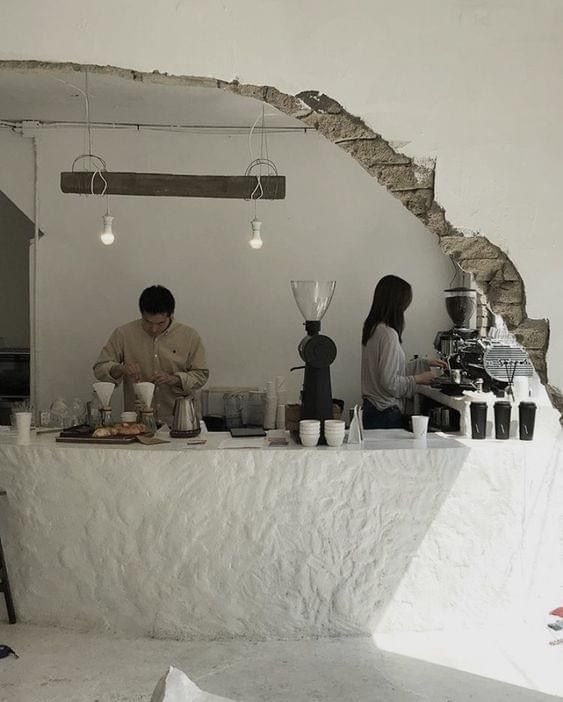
left=324, top=420, right=345, bottom=429
left=15, top=411, right=32, bottom=444
left=300, top=433, right=319, bottom=447
left=300, top=419, right=320, bottom=429
left=121, top=412, right=138, bottom=423
left=325, top=432, right=345, bottom=447
left=430, top=366, right=443, bottom=378
left=411, top=415, right=429, bottom=439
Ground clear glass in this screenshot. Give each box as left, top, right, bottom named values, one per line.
left=290, top=281, right=336, bottom=321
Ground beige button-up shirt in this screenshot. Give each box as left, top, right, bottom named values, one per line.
left=93, top=319, right=209, bottom=422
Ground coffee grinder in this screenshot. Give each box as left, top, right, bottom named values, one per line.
left=290, top=281, right=337, bottom=437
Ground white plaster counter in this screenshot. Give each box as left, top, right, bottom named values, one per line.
left=0, top=429, right=561, bottom=640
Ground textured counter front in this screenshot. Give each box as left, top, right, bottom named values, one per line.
left=0, top=430, right=561, bottom=639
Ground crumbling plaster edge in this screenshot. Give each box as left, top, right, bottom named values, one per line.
left=0, top=60, right=559, bottom=416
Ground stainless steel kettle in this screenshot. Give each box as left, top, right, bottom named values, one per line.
left=171, top=396, right=201, bottom=437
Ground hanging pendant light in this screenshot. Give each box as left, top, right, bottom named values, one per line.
left=249, top=218, right=263, bottom=250
left=244, top=105, right=279, bottom=251
left=100, top=212, right=115, bottom=246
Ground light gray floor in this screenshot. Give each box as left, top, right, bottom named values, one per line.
left=0, top=624, right=561, bottom=702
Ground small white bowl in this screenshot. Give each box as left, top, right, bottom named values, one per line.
left=300, top=434, right=319, bottom=447
left=300, top=419, right=320, bottom=428
left=325, top=434, right=344, bottom=447
left=324, top=420, right=345, bottom=428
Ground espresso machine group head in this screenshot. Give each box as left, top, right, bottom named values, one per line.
left=290, top=281, right=337, bottom=425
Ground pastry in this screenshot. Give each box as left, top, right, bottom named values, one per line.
left=113, top=422, right=147, bottom=435
left=93, top=427, right=117, bottom=438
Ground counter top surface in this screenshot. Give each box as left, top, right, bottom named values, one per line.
left=0, top=427, right=535, bottom=452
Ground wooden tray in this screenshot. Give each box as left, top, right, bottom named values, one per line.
left=56, top=435, right=137, bottom=445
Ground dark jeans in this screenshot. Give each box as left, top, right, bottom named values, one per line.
left=362, top=399, right=403, bottom=429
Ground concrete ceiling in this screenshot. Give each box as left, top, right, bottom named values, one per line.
left=0, top=67, right=299, bottom=128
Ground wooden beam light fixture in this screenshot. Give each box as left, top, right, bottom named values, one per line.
left=60, top=171, right=286, bottom=200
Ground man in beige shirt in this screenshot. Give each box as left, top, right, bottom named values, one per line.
left=93, top=285, right=209, bottom=423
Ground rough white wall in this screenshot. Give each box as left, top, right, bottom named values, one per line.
left=0, top=125, right=451, bottom=412
left=1, top=437, right=560, bottom=638
left=1, top=0, right=560, bottom=391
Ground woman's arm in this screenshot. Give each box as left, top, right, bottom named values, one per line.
left=377, top=327, right=418, bottom=398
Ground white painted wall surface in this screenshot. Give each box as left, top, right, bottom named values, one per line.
left=1, top=0, right=561, bottom=393
left=0, top=121, right=451, bottom=412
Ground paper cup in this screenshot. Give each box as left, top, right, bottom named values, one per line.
left=411, top=415, right=429, bottom=439
left=15, top=411, right=32, bottom=444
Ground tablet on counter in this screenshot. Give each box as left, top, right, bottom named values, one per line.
left=229, top=427, right=267, bottom=438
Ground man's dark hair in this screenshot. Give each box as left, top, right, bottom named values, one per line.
left=139, top=285, right=175, bottom=316
left=362, top=275, right=413, bottom=345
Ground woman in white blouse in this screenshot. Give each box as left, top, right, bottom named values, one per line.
left=361, top=275, right=444, bottom=429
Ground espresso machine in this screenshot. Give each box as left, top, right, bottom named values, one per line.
left=290, top=281, right=337, bottom=432
left=433, top=287, right=533, bottom=395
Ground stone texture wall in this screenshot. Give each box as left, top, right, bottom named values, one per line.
left=1, top=61, right=559, bottom=415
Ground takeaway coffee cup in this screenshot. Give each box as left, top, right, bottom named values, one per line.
left=519, top=401, right=537, bottom=441
left=411, top=415, right=429, bottom=439
left=15, top=411, right=32, bottom=444
left=470, top=402, right=487, bottom=439
left=494, top=401, right=511, bottom=440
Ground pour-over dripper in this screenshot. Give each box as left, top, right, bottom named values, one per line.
left=134, top=382, right=155, bottom=409
left=444, top=287, right=477, bottom=329
left=93, top=382, right=115, bottom=409
left=290, top=281, right=336, bottom=321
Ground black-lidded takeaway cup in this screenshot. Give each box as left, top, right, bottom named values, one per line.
left=494, top=401, right=511, bottom=440
left=519, top=401, right=537, bottom=441
left=470, top=401, right=488, bottom=439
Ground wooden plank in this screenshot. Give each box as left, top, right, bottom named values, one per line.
left=60, top=172, right=286, bottom=199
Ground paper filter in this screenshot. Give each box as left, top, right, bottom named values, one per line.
left=134, top=382, right=155, bottom=408
left=93, top=382, right=115, bottom=408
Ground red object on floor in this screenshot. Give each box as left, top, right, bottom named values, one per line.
left=550, top=607, right=563, bottom=617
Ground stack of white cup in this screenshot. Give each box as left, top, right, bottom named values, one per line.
left=299, top=419, right=320, bottom=447
left=324, top=419, right=346, bottom=447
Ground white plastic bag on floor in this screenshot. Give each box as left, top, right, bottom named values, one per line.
left=151, top=666, right=237, bottom=702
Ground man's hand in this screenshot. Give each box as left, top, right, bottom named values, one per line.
left=152, top=370, right=181, bottom=387
left=111, top=362, right=141, bottom=382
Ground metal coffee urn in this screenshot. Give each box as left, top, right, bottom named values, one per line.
left=290, top=281, right=337, bottom=438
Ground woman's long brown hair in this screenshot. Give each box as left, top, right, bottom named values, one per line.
left=362, top=275, right=413, bottom=345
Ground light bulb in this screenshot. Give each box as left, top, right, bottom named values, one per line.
left=249, top=218, right=263, bottom=249
left=100, top=214, right=115, bottom=246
